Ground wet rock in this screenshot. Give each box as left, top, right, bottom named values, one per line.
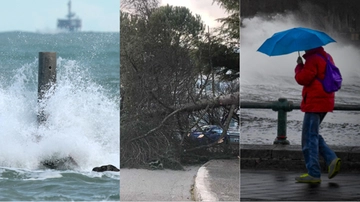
left=92, top=165, right=120, bottom=172
left=41, top=156, right=78, bottom=170
left=41, top=156, right=120, bottom=172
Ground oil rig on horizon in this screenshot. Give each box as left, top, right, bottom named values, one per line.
left=57, top=0, right=82, bottom=32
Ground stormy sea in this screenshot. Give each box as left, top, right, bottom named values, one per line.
left=0, top=31, right=119, bottom=200
left=241, top=14, right=360, bottom=146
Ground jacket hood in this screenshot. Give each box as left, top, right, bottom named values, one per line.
left=303, top=47, right=327, bottom=59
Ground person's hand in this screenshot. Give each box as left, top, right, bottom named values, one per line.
left=295, top=64, right=303, bottom=73
left=297, top=56, right=303, bottom=64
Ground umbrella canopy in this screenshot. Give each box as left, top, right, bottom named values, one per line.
left=257, top=27, right=336, bottom=56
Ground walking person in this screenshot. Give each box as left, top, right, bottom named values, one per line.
left=294, top=46, right=341, bottom=183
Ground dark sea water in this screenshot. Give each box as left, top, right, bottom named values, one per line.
left=0, top=31, right=119, bottom=200
left=241, top=15, right=360, bottom=146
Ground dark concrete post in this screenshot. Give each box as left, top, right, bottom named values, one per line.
left=38, top=52, right=56, bottom=123
left=272, top=98, right=292, bottom=145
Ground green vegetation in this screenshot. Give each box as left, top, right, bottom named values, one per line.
left=120, top=0, right=239, bottom=169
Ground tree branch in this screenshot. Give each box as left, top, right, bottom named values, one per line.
left=128, top=92, right=239, bottom=142
left=183, top=104, right=236, bottom=152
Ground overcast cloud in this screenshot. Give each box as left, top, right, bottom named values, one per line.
left=160, top=0, right=227, bottom=29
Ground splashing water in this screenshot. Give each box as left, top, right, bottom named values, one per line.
left=241, top=13, right=360, bottom=88
left=0, top=58, right=119, bottom=170
left=241, top=13, right=360, bottom=146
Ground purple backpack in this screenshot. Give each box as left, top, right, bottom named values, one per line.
left=317, top=54, right=342, bottom=93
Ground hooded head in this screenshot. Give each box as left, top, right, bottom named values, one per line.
left=305, top=46, right=323, bottom=53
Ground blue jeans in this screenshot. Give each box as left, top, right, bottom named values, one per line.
left=301, top=112, right=337, bottom=178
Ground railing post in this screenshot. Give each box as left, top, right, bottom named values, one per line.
left=272, top=98, right=292, bottom=145
left=38, top=52, right=57, bottom=124
left=241, top=99, right=360, bottom=145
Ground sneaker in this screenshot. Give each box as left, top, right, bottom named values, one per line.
left=295, top=173, right=321, bottom=183
left=328, top=158, right=341, bottom=179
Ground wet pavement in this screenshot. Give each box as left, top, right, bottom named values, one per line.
left=241, top=169, right=360, bottom=201
left=120, top=159, right=240, bottom=201
left=195, top=159, right=240, bottom=201
left=120, top=166, right=200, bottom=201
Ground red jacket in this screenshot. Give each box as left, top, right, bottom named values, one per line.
left=294, top=47, right=335, bottom=112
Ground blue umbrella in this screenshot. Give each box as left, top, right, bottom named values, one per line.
left=257, top=27, right=336, bottom=56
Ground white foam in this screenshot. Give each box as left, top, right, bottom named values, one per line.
left=241, top=14, right=360, bottom=86
left=0, top=58, right=119, bottom=171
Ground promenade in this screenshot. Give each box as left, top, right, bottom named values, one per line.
left=120, top=166, right=200, bottom=201
left=241, top=169, right=360, bottom=201
left=194, top=159, right=240, bottom=201
left=241, top=144, right=360, bottom=201
left=120, top=158, right=240, bottom=201
left=119, top=143, right=360, bottom=201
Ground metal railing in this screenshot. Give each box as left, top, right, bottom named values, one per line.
left=241, top=98, right=360, bottom=145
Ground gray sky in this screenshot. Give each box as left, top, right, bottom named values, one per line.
left=0, top=0, right=119, bottom=32
left=160, top=0, right=227, bottom=29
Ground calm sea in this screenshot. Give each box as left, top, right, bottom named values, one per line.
left=0, top=31, right=119, bottom=201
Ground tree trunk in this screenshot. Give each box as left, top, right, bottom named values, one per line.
left=178, top=92, right=239, bottom=112
left=129, top=92, right=239, bottom=142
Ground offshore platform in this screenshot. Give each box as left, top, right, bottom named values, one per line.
left=57, top=0, right=81, bottom=32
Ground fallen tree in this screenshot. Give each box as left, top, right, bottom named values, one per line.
left=120, top=92, right=239, bottom=169
left=120, top=0, right=239, bottom=169
left=177, top=92, right=239, bottom=112
left=129, top=92, right=239, bottom=142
